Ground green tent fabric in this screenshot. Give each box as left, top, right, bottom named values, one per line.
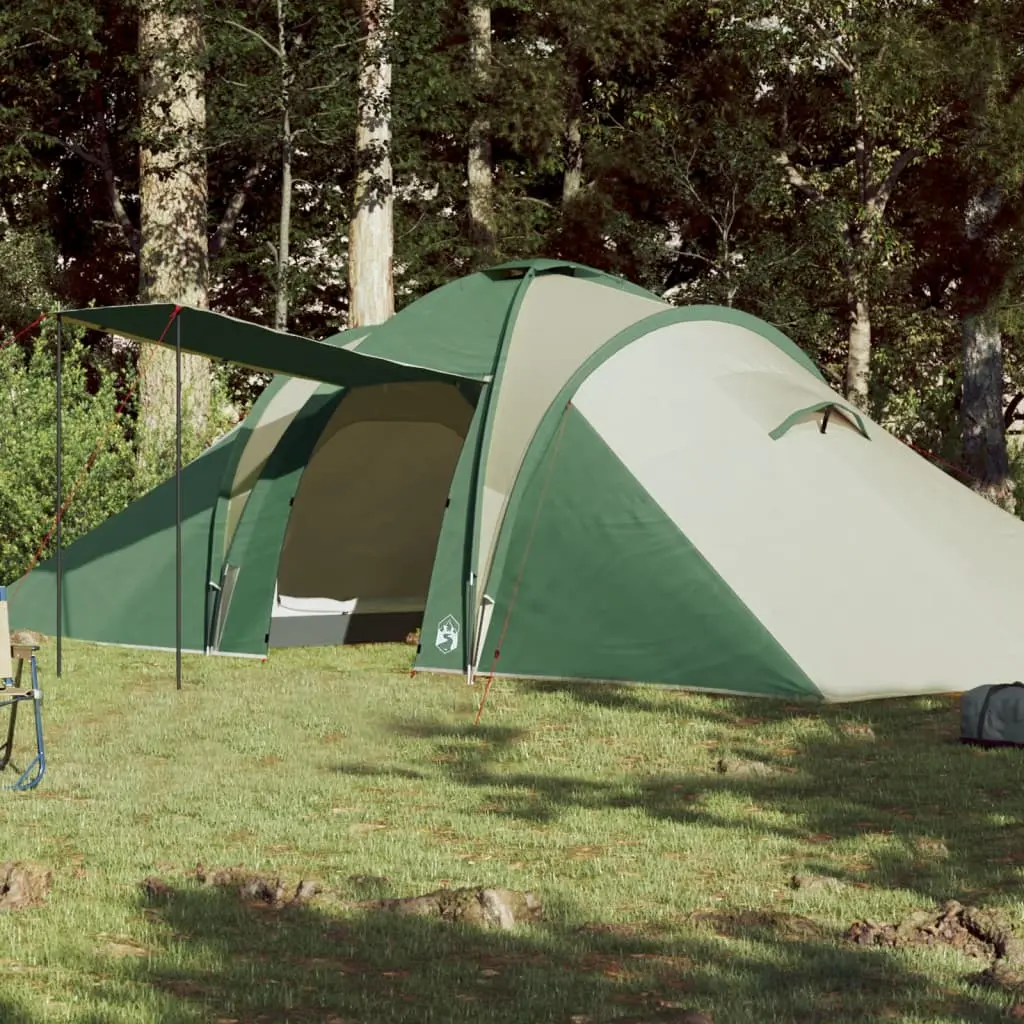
left=59, top=304, right=475, bottom=386
left=11, top=259, right=1024, bottom=701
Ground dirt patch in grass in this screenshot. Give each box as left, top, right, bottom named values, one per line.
left=574, top=921, right=678, bottom=940
left=345, top=874, right=391, bottom=893
left=0, top=862, right=52, bottom=912
left=144, top=866, right=323, bottom=909
left=790, top=873, right=849, bottom=893
left=98, top=934, right=150, bottom=958
left=846, top=900, right=1019, bottom=960
left=690, top=909, right=822, bottom=941
left=847, top=900, right=1024, bottom=993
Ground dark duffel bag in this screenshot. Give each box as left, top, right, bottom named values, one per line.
left=961, top=683, right=1024, bottom=747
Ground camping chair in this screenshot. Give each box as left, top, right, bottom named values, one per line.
left=0, top=587, right=45, bottom=790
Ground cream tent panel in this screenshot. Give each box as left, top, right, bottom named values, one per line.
left=574, top=321, right=1024, bottom=701
left=223, top=377, right=322, bottom=553
left=475, top=275, right=668, bottom=597
left=278, top=383, right=474, bottom=604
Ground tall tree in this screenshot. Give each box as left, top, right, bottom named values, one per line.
left=952, top=1, right=1024, bottom=511
left=348, top=0, right=394, bottom=327
left=467, top=0, right=495, bottom=261
left=893, top=0, right=1024, bottom=506
left=272, top=0, right=294, bottom=331
left=205, top=0, right=361, bottom=339
left=731, top=0, right=946, bottom=407
left=220, top=0, right=298, bottom=330
left=960, top=187, right=1016, bottom=510
left=137, top=0, right=212, bottom=474
left=562, top=68, right=584, bottom=205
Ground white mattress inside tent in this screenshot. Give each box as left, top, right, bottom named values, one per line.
left=267, top=585, right=424, bottom=648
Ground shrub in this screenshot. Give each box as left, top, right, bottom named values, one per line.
left=0, top=325, right=136, bottom=584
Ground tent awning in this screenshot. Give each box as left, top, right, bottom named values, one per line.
left=58, top=304, right=482, bottom=387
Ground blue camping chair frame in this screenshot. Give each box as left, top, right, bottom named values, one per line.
left=0, top=646, right=45, bottom=791
left=0, top=587, right=45, bottom=791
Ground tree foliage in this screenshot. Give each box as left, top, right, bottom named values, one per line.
left=2, top=0, right=1024, bottom=559
left=0, top=326, right=136, bottom=584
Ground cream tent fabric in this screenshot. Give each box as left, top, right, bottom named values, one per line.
left=568, top=321, right=1024, bottom=701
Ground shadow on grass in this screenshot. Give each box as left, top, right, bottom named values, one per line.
left=330, top=761, right=428, bottom=780
left=388, top=693, right=1024, bottom=906
left=0, top=995, right=130, bottom=1024
left=0, top=997, right=35, bottom=1024
left=107, top=880, right=1007, bottom=1024
left=520, top=680, right=811, bottom=718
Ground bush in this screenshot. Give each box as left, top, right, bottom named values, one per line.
left=0, top=324, right=137, bottom=585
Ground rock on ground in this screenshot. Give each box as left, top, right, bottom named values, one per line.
left=375, top=887, right=543, bottom=930
left=0, top=862, right=52, bottom=911
left=715, top=758, right=775, bottom=777
left=193, top=864, right=320, bottom=908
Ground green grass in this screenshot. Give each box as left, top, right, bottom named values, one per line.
left=1, top=640, right=1023, bottom=1023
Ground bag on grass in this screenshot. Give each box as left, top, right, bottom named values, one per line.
left=960, top=683, right=1024, bottom=747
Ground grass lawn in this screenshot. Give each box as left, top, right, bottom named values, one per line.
left=1, top=640, right=1023, bottom=1023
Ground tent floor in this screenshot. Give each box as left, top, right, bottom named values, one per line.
left=268, top=609, right=422, bottom=648
left=345, top=610, right=422, bottom=645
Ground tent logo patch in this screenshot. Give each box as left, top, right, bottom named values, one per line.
left=435, top=614, right=460, bottom=654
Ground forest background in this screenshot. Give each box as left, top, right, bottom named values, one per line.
left=3, top=0, right=1024, bottom=584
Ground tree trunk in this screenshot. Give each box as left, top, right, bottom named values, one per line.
left=962, top=312, right=1015, bottom=511
left=563, top=110, right=583, bottom=205
left=275, top=0, right=293, bottom=331
left=959, top=185, right=1013, bottom=510
left=348, top=0, right=394, bottom=328
left=467, top=0, right=495, bottom=263
left=137, top=0, right=211, bottom=477
left=562, top=115, right=583, bottom=203
left=845, top=273, right=871, bottom=407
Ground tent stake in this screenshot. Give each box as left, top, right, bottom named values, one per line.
left=175, top=314, right=182, bottom=691
left=55, top=314, right=63, bottom=678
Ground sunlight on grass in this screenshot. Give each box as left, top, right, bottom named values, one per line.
left=0, top=640, right=1020, bottom=1022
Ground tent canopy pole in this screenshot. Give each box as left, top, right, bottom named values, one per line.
left=175, top=314, right=183, bottom=691
left=55, top=314, right=63, bottom=678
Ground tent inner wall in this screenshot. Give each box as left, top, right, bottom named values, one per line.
left=273, top=382, right=475, bottom=643
left=222, top=377, right=323, bottom=556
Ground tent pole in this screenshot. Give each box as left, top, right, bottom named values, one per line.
left=175, top=314, right=183, bottom=691
left=55, top=314, right=63, bottom=678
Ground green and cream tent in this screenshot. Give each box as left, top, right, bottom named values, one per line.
left=9, top=259, right=1024, bottom=701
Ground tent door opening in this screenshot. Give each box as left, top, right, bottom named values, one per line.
left=269, top=383, right=476, bottom=648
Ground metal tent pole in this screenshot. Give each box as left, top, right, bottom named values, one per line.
left=175, top=314, right=183, bottom=691
left=55, top=314, right=63, bottom=678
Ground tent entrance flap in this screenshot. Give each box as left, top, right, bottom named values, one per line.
left=271, top=382, right=476, bottom=647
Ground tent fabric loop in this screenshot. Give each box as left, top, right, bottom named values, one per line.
left=769, top=401, right=870, bottom=441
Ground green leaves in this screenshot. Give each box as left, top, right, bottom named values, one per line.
left=0, top=326, right=136, bottom=584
